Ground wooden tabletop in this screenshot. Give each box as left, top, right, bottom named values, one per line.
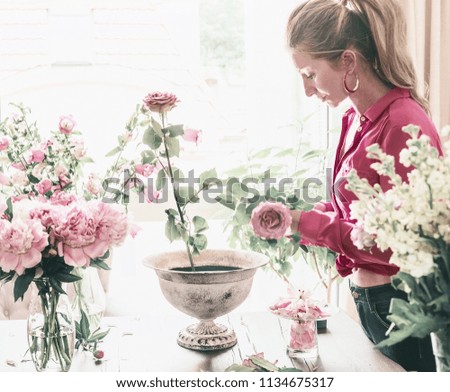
left=0, top=310, right=404, bottom=372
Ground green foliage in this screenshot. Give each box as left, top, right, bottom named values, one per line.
left=376, top=251, right=450, bottom=347
left=75, top=309, right=109, bottom=359
left=219, top=143, right=337, bottom=285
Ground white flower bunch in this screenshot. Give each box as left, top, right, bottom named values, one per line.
left=347, top=125, right=449, bottom=278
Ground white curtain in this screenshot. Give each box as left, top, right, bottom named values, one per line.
left=399, top=0, right=450, bottom=130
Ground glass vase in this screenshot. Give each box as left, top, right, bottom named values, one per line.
left=72, top=267, right=106, bottom=332
left=282, top=318, right=318, bottom=359
left=27, top=279, right=75, bottom=372
left=431, top=325, right=450, bottom=372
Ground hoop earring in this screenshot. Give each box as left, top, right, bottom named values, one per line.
left=343, top=71, right=360, bottom=94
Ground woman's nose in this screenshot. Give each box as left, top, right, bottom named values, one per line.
left=302, top=79, right=316, bottom=97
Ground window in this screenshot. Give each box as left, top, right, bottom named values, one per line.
left=0, top=0, right=333, bottom=216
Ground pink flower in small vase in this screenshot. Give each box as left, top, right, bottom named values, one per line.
left=0, top=137, right=9, bottom=151
left=30, top=149, right=46, bottom=163
left=182, top=128, right=202, bottom=145
left=0, top=218, right=49, bottom=275
left=35, top=179, right=52, bottom=195
left=251, top=202, right=292, bottom=240
left=59, top=115, right=77, bottom=135
left=143, top=92, right=179, bottom=114
left=290, top=321, right=317, bottom=350
left=135, top=163, right=155, bottom=177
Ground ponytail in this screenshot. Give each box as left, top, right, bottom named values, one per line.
left=287, top=0, right=430, bottom=114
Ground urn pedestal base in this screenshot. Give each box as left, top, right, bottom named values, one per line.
left=177, top=320, right=237, bottom=351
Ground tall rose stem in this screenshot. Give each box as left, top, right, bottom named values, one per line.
left=160, top=112, right=195, bottom=270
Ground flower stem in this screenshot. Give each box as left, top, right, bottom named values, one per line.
left=160, top=113, right=195, bottom=270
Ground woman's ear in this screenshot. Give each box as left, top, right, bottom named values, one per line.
left=340, top=49, right=358, bottom=72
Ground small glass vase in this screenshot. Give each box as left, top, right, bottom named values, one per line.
left=281, top=318, right=319, bottom=359
left=72, top=267, right=106, bottom=332
left=431, top=325, right=450, bottom=372
left=27, top=279, right=75, bottom=372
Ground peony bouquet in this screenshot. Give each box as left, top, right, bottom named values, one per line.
left=0, top=104, right=130, bottom=371
left=346, top=125, right=450, bottom=368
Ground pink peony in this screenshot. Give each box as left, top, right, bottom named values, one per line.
left=59, top=115, right=77, bottom=134
left=50, top=191, right=77, bottom=206
left=0, top=137, right=9, bottom=151
left=11, top=162, right=24, bottom=171
left=143, top=92, right=178, bottom=113
left=51, top=204, right=104, bottom=267
left=250, top=202, right=292, bottom=240
left=182, top=128, right=202, bottom=145
left=86, top=173, right=102, bottom=196
left=35, top=179, right=52, bottom=195
left=91, top=201, right=128, bottom=247
left=135, top=163, right=155, bottom=177
left=0, top=218, right=48, bottom=275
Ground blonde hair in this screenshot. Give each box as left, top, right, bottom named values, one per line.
left=287, top=0, right=429, bottom=114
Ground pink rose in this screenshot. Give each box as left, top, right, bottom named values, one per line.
left=143, top=92, right=178, bottom=113
left=250, top=202, right=292, bottom=240
left=182, top=128, right=202, bottom=145
left=35, top=179, right=52, bottom=195
left=30, top=149, right=46, bottom=163
left=59, top=115, right=77, bottom=134
left=0, top=137, right=9, bottom=151
left=0, top=218, right=48, bottom=275
left=11, top=162, right=24, bottom=171
left=135, top=163, right=155, bottom=177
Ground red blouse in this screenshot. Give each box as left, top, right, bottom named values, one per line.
left=298, top=87, right=443, bottom=277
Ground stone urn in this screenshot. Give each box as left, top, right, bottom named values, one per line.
left=143, top=249, right=268, bottom=351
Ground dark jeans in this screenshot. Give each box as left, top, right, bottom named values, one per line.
left=349, top=282, right=436, bottom=372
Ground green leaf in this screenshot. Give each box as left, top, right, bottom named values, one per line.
left=249, top=356, right=279, bottom=372
left=234, top=203, right=250, bottom=225
left=165, top=137, right=180, bottom=158
left=156, top=169, right=167, bottom=191
left=165, top=208, right=179, bottom=217
left=13, top=270, right=35, bottom=301
left=90, top=258, right=112, bottom=270
left=6, top=197, right=13, bottom=219
left=87, top=329, right=110, bottom=343
left=251, top=147, right=274, bottom=159
left=49, top=277, right=66, bottom=294
left=80, top=309, right=90, bottom=339
left=141, top=150, right=156, bottom=164
left=177, top=185, right=197, bottom=206
left=54, top=272, right=82, bottom=283
left=167, top=124, right=184, bottom=137
left=193, top=234, right=208, bottom=252
left=143, top=127, right=162, bottom=150
left=105, top=146, right=122, bottom=157
left=302, top=149, right=325, bottom=160
left=80, top=157, right=95, bottom=163
left=193, top=216, right=209, bottom=233
left=225, top=364, right=256, bottom=372
left=150, top=117, right=163, bottom=136
left=28, top=173, right=40, bottom=184
left=199, top=168, right=218, bottom=189
left=165, top=216, right=181, bottom=242
left=215, top=194, right=236, bottom=210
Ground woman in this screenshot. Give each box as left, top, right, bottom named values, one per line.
left=287, top=0, right=442, bottom=371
